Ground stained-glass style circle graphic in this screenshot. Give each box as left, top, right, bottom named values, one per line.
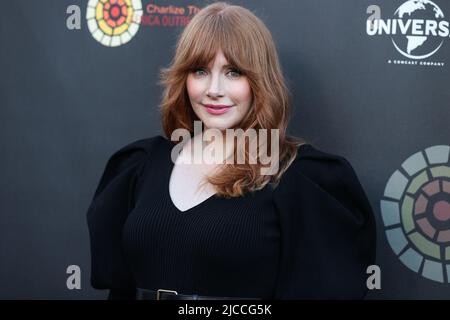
left=86, top=0, right=143, bottom=47
left=381, top=145, right=450, bottom=283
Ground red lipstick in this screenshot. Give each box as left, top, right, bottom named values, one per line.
left=203, top=104, right=232, bottom=115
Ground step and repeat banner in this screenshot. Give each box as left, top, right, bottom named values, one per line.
left=1, top=0, right=449, bottom=299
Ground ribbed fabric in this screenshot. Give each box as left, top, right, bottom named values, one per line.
left=121, top=138, right=280, bottom=299
left=87, top=135, right=377, bottom=300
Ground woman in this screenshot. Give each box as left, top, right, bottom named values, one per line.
left=86, top=2, right=376, bottom=300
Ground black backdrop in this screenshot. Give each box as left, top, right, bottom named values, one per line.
left=1, top=0, right=449, bottom=299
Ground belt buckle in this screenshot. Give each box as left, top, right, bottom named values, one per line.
left=156, top=288, right=178, bottom=300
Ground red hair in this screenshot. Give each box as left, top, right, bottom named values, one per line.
left=159, top=2, right=306, bottom=197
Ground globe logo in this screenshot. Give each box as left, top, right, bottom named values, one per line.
left=391, top=0, right=446, bottom=59
left=381, top=145, right=450, bottom=283
left=86, top=0, right=143, bottom=47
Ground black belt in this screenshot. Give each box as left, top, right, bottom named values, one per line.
left=136, top=288, right=262, bottom=300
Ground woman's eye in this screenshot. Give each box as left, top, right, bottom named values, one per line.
left=191, top=68, right=242, bottom=78
left=193, top=68, right=207, bottom=76
left=227, top=69, right=242, bottom=78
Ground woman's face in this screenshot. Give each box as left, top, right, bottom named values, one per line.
left=186, top=49, right=253, bottom=132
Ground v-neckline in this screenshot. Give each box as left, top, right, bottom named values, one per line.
left=164, top=138, right=219, bottom=214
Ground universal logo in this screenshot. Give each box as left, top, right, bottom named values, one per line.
left=366, top=0, right=448, bottom=67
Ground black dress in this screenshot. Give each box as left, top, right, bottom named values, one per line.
left=86, top=135, right=376, bottom=299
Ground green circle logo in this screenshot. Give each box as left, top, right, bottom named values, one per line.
left=381, top=145, right=450, bottom=283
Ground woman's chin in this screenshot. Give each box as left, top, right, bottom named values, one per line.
left=200, top=119, right=234, bottom=132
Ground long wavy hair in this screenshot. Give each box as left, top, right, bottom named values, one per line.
left=159, top=2, right=306, bottom=198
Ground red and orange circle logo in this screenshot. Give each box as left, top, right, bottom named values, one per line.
left=86, top=0, right=143, bottom=47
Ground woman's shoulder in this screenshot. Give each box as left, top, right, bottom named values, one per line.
left=105, top=135, right=170, bottom=165
left=111, top=135, right=169, bottom=157
left=285, top=143, right=358, bottom=190
left=274, top=143, right=372, bottom=218
left=90, top=135, right=169, bottom=200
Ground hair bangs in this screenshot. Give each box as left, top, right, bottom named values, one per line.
left=159, top=2, right=306, bottom=197
left=179, top=14, right=255, bottom=77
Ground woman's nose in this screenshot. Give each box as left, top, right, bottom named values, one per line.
left=206, top=73, right=224, bottom=98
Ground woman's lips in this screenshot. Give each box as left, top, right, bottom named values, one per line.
left=203, top=104, right=233, bottom=115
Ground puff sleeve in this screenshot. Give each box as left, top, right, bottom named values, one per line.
left=86, top=136, right=163, bottom=299
left=273, top=144, right=376, bottom=299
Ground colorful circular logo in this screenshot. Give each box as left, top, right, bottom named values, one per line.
left=86, top=0, right=143, bottom=47
left=381, top=145, right=450, bottom=283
